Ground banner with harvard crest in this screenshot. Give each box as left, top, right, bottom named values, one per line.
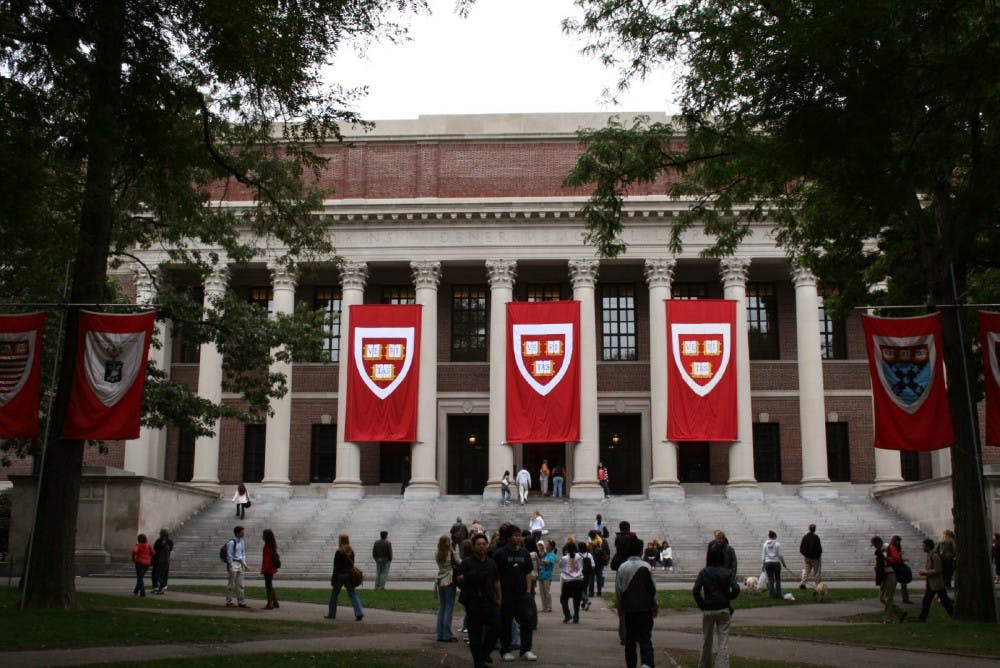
left=666, top=299, right=738, bottom=441
left=506, top=301, right=580, bottom=443
left=344, top=304, right=421, bottom=442
left=862, top=313, right=954, bottom=451
left=978, top=311, right=1000, bottom=447
left=0, top=312, right=46, bottom=438
left=63, top=310, right=156, bottom=440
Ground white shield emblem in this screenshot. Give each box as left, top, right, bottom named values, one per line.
left=671, top=323, right=731, bottom=397
left=0, top=332, right=36, bottom=407
left=872, top=334, right=936, bottom=414
left=512, top=323, right=573, bottom=397
left=84, top=330, right=147, bottom=407
left=353, top=327, right=415, bottom=400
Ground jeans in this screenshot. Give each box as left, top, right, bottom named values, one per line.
left=599, top=480, right=611, bottom=497
left=436, top=583, right=457, bottom=640
left=552, top=477, right=564, bottom=498
left=375, top=559, right=390, bottom=590
left=560, top=579, right=583, bottom=621
left=595, top=564, right=606, bottom=594
left=539, top=476, right=548, bottom=495
left=765, top=562, right=782, bottom=598
left=699, top=609, right=730, bottom=668
left=918, top=585, right=954, bottom=621
left=538, top=579, right=552, bottom=611
left=466, top=606, right=501, bottom=668
left=501, top=487, right=511, bottom=505
left=133, top=563, right=148, bottom=595
left=584, top=570, right=595, bottom=600
left=152, top=561, right=169, bottom=591
left=623, top=611, right=655, bottom=668
left=501, top=596, right=534, bottom=654
left=235, top=503, right=245, bottom=519
left=328, top=572, right=364, bottom=619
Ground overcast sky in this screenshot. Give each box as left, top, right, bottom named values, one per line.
left=329, top=0, right=680, bottom=120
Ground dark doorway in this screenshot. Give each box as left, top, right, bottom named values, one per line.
left=753, top=423, right=782, bottom=482
left=598, top=414, right=642, bottom=494
left=242, top=424, right=266, bottom=483
left=521, top=443, right=566, bottom=494
left=176, top=429, right=195, bottom=482
left=379, top=442, right=410, bottom=484
left=311, top=424, right=336, bottom=482
left=447, top=415, right=489, bottom=494
left=678, top=443, right=711, bottom=483
left=825, top=422, right=851, bottom=482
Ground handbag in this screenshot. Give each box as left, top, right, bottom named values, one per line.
left=894, top=563, right=913, bottom=584
left=273, top=552, right=281, bottom=569
left=244, top=499, right=252, bottom=508
left=351, top=566, right=364, bottom=587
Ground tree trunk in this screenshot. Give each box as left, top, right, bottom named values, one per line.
left=21, top=0, right=124, bottom=610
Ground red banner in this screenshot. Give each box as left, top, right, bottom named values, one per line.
left=862, top=314, right=954, bottom=451
left=979, top=311, right=1000, bottom=447
left=0, top=312, right=46, bottom=438
left=666, top=299, right=737, bottom=441
left=344, top=304, right=421, bottom=442
left=63, top=310, right=156, bottom=440
left=506, top=301, right=580, bottom=443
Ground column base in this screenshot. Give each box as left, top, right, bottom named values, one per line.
left=725, top=481, right=763, bottom=500
left=647, top=481, right=685, bottom=501
left=187, top=480, right=221, bottom=495
left=799, top=480, right=838, bottom=500
left=258, top=481, right=293, bottom=498
left=404, top=480, right=440, bottom=500
left=569, top=481, right=605, bottom=500
left=328, top=481, right=365, bottom=499
left=871, top=478, right=906, bottom=494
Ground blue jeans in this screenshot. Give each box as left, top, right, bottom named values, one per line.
left=765, top=562, right=782, bottom=598
left=501, top=487, right=511, bottom=505
left=599, top=480, right=611, bottom=497
left=552, top=477, right=564, bottom=498
left=133, top=563, right=148, bottom=595
left=328, top=573, right=364, bottom=619
left=436, top=583, right=457, bottom=640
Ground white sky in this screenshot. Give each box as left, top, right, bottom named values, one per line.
left=329, top=0, right=680, bottom=120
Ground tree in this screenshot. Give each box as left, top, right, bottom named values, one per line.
left=1, top=0, right=427, bottom=609
left=564, top=0, right=999, bottom=621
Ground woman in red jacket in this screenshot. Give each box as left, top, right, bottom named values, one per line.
left=131, top=534, right=155, bottom=597
left=262, top=529, right=280, bottom=609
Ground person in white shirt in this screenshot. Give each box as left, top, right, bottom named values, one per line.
left=515, top=467, right=532, bottom=505
left=529, top=510, right=547, bottom=545
left=226, top=526, right=250, bottom=608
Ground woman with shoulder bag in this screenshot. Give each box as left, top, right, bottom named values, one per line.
left=261, top=529, right=280, bottom=609
left=232, top=483, right=250, bottom=519
left=435, top=534, right=459, bottom=642
left=326, top=533, right=364, bottom=621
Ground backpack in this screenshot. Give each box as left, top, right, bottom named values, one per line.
left=219, top=538, right=234, bottom=564
left=601, top=525, right=610, bottom=539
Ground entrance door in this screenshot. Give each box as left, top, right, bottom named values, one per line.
left=598, top=414, right=642, bottom=494
left=447, top=415, right=489, bottom=494
left=521, top=443, right=566, bottom=494
left=678, top=443, right=710, bottom=483
left=379, top=442, right=410, bottom=485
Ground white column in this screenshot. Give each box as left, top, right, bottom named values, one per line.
left=261, top=261, right=297, bottom=494
left=720, top=257, right=762, bottom=499
left=406, top=260, right=442, bottom=499
left=792, top=267, right=837, bottom=499
left=569, top=259, right=604, bottom=499
left=125, top=267, right=171, bottom=479
left=330, top=261, right=368, bottom=499
left=190, top=264, right=229, bottom=492
left=930, top=449, right=952, bottom=478
left=645, top=258, right=684, bottom=500
left=485, top=259, right=516, bottom=498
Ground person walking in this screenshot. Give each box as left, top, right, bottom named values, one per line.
left=516, top=466, right=532, bottom=505
left=131, top=533, right=154, bottom=597
left=891, top=535, right=913, bottom=604
left=232, top=483, right=250, bottom=520
left=693, top=542, right=738, bottom=668
left=539, top=459, right=550, bottom=497
left=151, top=528, right=173, bottom=594
left=450, top=517, right=469, bottom=555
left=917, top=538, right=954, bottom=622
left=500, top=470, right=512, bottom=506
left=798, top=524, right=823, bottom=589
left=327, top=534, right=364, bottom=621
left=559, top=540, right=585, bottom=623
left=871, top=535, right=907, bottom=623
left=529, top=510, right=547, bottom=545
left=935, top=529, right=956, bottom=589
left=372, top=530, right=393, bottom=590
left=616, top=534, right=658, bottom=668
left=711, top=530, right=738, bottom=576
left=579, top=540, right=595, bottom=611
left=537, top=540, right=556, bottom=613
left=458, top=532, right=502, bottom=668
left=551, top=463, right=565, bottom=499
left=493, top=524, right=538, bottom=661
left=434, top=534, right=459, bottom=642
left=225, top=526, right=249, bottom=608
left=261, top=528, right=280, bottom=609
left=761, top=530, right=788, bottom=599
left=400, top=455, right=411, bottom=495
left=588, top=530, right=609, bottom=595
left=597, top=462, right=611, bottom=498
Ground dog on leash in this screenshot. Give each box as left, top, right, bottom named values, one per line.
left=744, top=576, right=759, bottom=592
left=813, top=582, right=829, bottom=602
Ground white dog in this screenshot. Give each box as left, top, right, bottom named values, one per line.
left=743, top=576, right=759, bottom=592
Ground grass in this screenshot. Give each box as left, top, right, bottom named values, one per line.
left=662, top=648, right=826, bottom=667
left=652, top=587, right=878, bottom=611
left=83, top=651, right=427, bottom=668
left=168, top=585, right=439, bottom=612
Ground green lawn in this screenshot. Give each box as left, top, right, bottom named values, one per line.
left=83, top=651, right=427, bottom=668
left=168, top=585, right=438, bottom=612
left=653, top=587, right=878, bottom=611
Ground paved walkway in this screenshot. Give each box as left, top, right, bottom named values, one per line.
left=4, top=578, right=991, bottom=667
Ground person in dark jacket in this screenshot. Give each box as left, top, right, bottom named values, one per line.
left=459, top=533, right=502, bottom=668
left=916, top=538, right=954, bottom=622
left=798, top=524, right=823, bottom=589
left=615, top=535, right=658, bottom=668
left=326, top=534, right=363, bottom=621
left=372, top=530, right=393, bottom=590
left=693, top=543, right=738, bottom=668
left=611, top=520, right=635, bottom=570
left=709, top=530, right=738, bottom=576
left=151, top=528, right=173, bottom=594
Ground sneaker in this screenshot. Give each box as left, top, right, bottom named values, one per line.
left=459, top=627, right=468, bottom=633
left=501, top=652, right=516, bottom=662
left=521, top=651, right=538, bottom=661
left=160, top=586, right=167, bottom=592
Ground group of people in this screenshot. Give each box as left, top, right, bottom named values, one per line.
left=870, top=530, right=961, bottom=624
left=498, top=462, right=614, bottom=505
left=642, top=539, right=674, bottom=571
left=129, top=528, right=173, bottom=597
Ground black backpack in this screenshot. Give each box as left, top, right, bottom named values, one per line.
left=219, top=538, right=235, bottom=564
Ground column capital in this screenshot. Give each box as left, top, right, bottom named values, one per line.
left=644, top=258, right=677, bottom=289
left=339, top=261, right=369, bottom=290
left=203, top=265, right=230, bottom=295
left=411, top=261, right=442, bottom=289
left=568, top=258, right=600, bottom=288
left=791, top=265, right=817, bottom=289
left=269, top=261, right=298, bottom=291
left=485, top=259, right=517, bottom=289
left=719, top=257, right=751, bottom=288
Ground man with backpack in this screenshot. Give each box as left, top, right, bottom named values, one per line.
left=616, top=535, right=658, bottom=668
left=693, top=542, right=740, bottom=668
left=224, top=526, right=249, bottom=608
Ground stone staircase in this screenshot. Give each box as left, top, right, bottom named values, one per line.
left=98, top=491, right=929, bottom=582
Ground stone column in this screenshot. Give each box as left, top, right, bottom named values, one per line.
left=485, top=260, right=516, bottom=498
left=406, top=260, right=442, bottom=499
left=930, top=449, right=952, bottom=478
left=569, top=259, right=604, bottom=499
left=124, top=267, right=171, bottom=479
left=645, top=258, right=684, bottom=500
left=190, top=265, right=229, bottom=492
left=792, top=267, right=837, bottom=499
left=260, top=261, right=297, bottom=494
left=720, top=257, right=762, bottom=499
left=330, top=261, right=368, bottom=499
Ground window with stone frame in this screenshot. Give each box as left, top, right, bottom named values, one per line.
left=526, top=283, right=562, bottom=302
left=315, top=287, right=342, bottom=362
left=753, top=422, right=782, bottom=482
left=601, top=284, right=637, bottom=361
left=248, top=286, right=274, bottom=316
left=382, top=285, right=416, bottom=304
left=818, top=296, right=848, bottom=360
left=746, top=282, right=779, bottom=360
left=451, top=285, right=488, bottom=362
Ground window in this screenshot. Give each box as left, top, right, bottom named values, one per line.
left=747, top=283, right=779, bottom=359
left=175, top=323, right=202, bottom=364
left=818, top=296, right=847, bottom=360
left=243, top=424, right=266, bottom=483
left=672, top=283, right=707, bottom=300
left=901, top=451, right=921, bottom=481
left=315, top=287, right=342, bottom=362
left=825, top=422, right=851, bottom=482
left=753, top=423, right=782, bottom=482
left=452, top=285, right=488, bottom=361
left=176, top=429, right=195, bottom=482
left=601, top=284, right=637, bottom=361
left=310, top=424, right=337, bottom=482
left=382, top=286, right=416, bottom=304
left=526, top=284, right=562, bottom=302
left=249, top=286, right=274, bottom=316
